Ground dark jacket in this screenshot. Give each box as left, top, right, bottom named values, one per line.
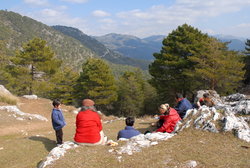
left=174, top=98, right=193, bottom=119
left=51, top=108, right=66, bottom=130
left=117, top=126, right=141, bottom=140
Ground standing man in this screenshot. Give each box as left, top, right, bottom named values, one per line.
left=174, top=93, right=193, bottom=119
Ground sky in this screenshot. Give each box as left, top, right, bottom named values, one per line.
left=1, top=0, right=250, bottom=38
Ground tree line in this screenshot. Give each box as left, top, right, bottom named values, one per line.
left=0, top=24, right=249, bottom=116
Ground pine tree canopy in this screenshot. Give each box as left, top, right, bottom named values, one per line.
left=75, top=58, right=117, bottom=108
left=149, top=24, right=245, bottom=101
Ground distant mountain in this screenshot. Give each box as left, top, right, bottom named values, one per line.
left=94, top=33, right=247, bottom=61
left=94, top=33, right=164, bottom=60
left=52, top=26, right=150, bottom=70
left=213, top=35, right=246, bottom=51
left=0, top=10, right=149, bottom=72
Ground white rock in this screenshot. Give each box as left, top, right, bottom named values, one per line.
left=38, top=141, right=78, bottom=168
left=186, top=160, right=198, bottom=168
left=0, top=85, right=12, bottom=95
left=0, top=106, right=48, bottom=121
left=22, top=95, right=38, bottom=99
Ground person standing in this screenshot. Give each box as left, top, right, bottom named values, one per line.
left=51, top=99, right=66, bottom=145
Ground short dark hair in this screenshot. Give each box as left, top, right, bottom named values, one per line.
left=203, top=93, right=210, bottom=98
left=52, top=99, right=61, bottom=107
left=125, top=117, right=135, bottom=126
left=175, top=93, right=183, bottom=99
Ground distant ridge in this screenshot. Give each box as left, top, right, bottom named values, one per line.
left=94, top=33, right=163, bottom=60
left=51, top=26, right=150, bottom=70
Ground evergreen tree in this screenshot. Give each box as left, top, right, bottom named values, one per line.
left=48, top=67, right=79, bottom=105
left=149, top=24, right=209, bottom=102
left=188, top=37, right=245, bottom=94
left=10, top=37, right=61, bottom=95
left=115, top=71, right=144, bottom=117
left=75, top=58, right=117, bottom=112
left=0, top=40, right=9, bottom=84
left=244, top=39, right=250, bottom=84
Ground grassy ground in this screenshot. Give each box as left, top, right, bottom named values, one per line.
left=0, top=98, right=250, bottom=168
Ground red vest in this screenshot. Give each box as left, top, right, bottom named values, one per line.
left=74, top=109, right=102, bottom=143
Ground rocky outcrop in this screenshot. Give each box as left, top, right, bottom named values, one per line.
left=175, top=91, right=250, bottom=142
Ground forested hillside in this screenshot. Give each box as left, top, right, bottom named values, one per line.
left=0, top=10, right=97, bottom=70
left=0, top=10, right=149, bottom=71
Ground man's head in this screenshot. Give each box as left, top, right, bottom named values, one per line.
left=125, top=117, right=135, bottom=126
left=82, top=99, right=95, bottom=107
left=175, top=93, right=184, bottom=102
left=52, top=99, right=61, bottom=108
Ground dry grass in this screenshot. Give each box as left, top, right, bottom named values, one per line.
left=0, top=92, right=19, bottom=105
left=47, top=121, right=250, bottom=168
left=0, top=97, right=250, bottom=168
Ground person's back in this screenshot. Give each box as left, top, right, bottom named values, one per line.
left=74, top=109, right=102, bottom=143
left=174, top=93, right=193, bottom=119
left=74, top=99, right=106, bottom=145
left=117, top=117, right=141, bottom=140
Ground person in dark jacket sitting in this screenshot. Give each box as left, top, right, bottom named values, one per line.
left=174, top=93, right=193, bottom=119
left=117, top=117, right=141, bottom=140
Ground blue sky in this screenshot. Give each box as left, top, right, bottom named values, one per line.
left=1, top=0, right=250, bottom=38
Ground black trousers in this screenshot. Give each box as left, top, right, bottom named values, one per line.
left=55, top=129, right=63, bottom=144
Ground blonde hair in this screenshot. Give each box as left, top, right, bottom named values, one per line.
left=159, top=103, right=169, bottom=110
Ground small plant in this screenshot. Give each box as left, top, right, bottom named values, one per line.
left=0, top=92, right=18, bottom=105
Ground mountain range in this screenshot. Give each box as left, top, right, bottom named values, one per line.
left=94, top=34, right=247, bottom=61
left=0, top=10, right=247, bottom=73
left=0, top=10, right=149, bottom=72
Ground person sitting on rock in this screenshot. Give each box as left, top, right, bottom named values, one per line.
left=74, top=99, right=107, bottom=145
left=117, top=116, right=141, bottom=140
left=197, top=93, right=215, bottom=108
left=174, top=93, right=193, bottom=119
left=155, top=103, right=181, bottom=133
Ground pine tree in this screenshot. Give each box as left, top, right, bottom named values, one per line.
left=149, top=24, right=209, bottom=102
left=9, top=37, right=61, bottom=95
left=75, top=58, right=117, bottom=112
left=188, top=37, right=245, bottom=94
left=244, top=39, right=250, bottom=84
left=48, top=67, right=79, bottom=105
left=115, top=71, right=144, bottom=117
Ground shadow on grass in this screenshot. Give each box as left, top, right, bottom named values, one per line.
left=137, top=122, right=156, bottom=134
left=29, top=136, right=56, bottom=152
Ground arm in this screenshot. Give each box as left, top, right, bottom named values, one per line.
left=52, top=110, right=65, bottom=127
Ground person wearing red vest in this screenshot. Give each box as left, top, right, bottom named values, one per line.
left=156, top=103, right=181, bottom=133
left=74, top=99, right=106, bottom=145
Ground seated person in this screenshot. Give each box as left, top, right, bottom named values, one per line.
left=197, top=93, right=215, bottom=108
left=74, top=99, right=107, bottom=145
left=174, top=93, right=193, bottom=119
left=156, top=104, right=181, bottom=133
left=117, top=117, right=141, bottom=140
